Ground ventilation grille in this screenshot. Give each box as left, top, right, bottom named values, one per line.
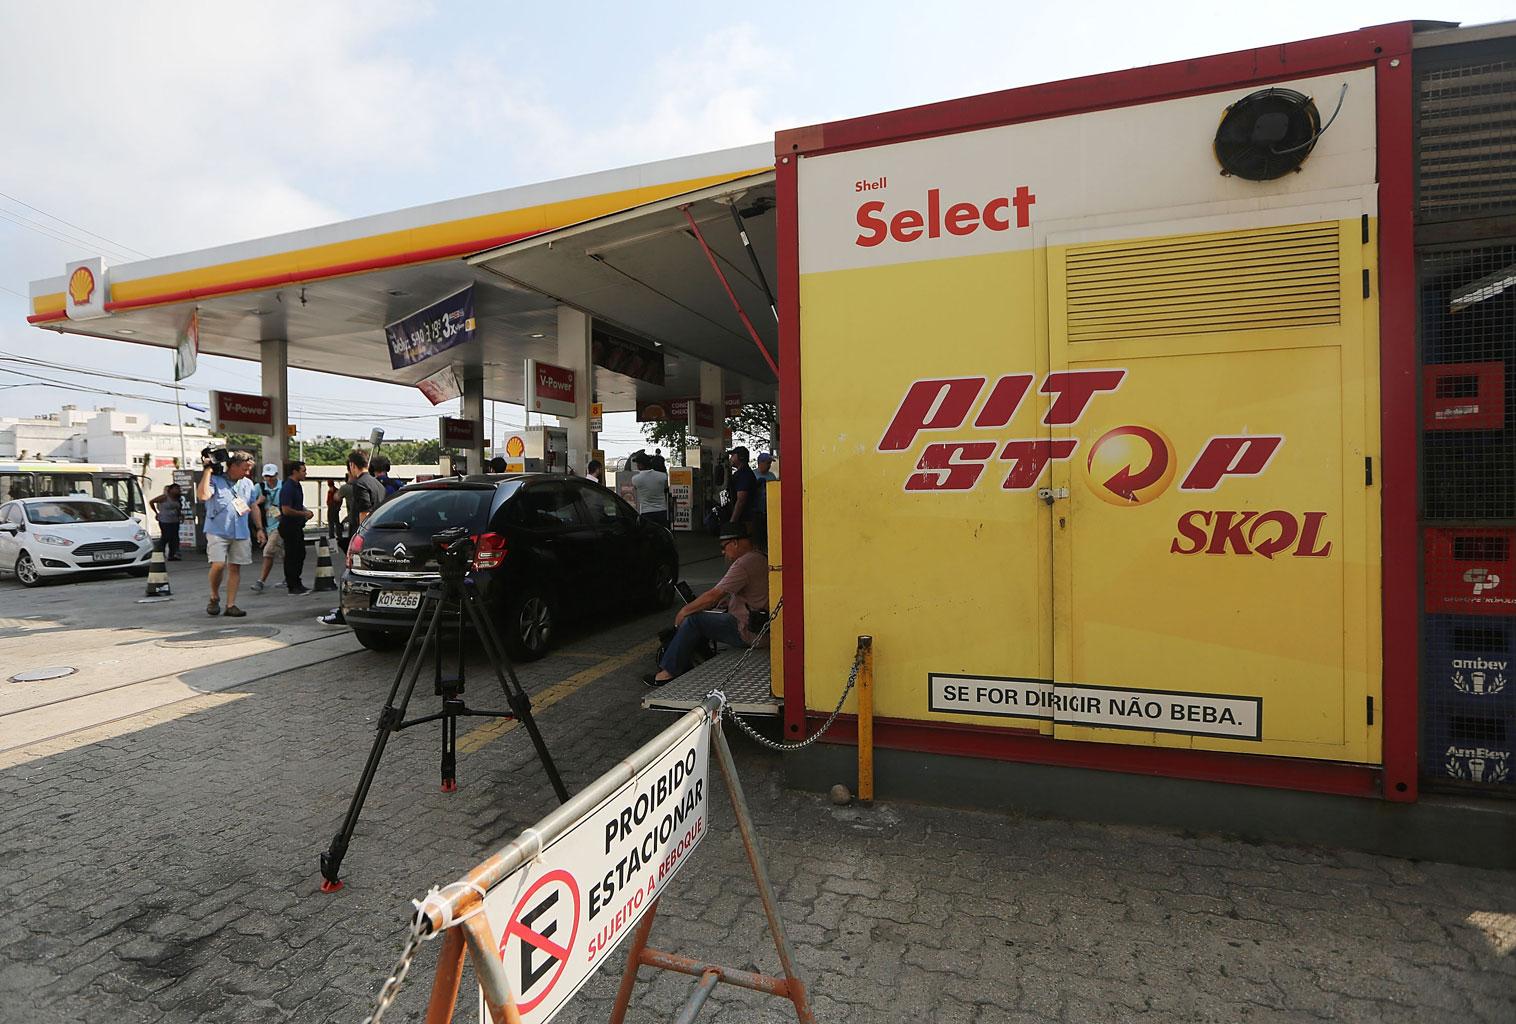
left=1065, top=222, right=1342, bottom=343
left=1418, top=59, right=1516, bottom=222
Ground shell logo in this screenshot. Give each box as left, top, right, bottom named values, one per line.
left=68, top=266, right=96, bottom=307
left=1083, top=425, right=1176, bottom=506
left=505, top=435, right=525, bottom=458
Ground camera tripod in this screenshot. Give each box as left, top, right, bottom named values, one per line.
left=319, top=530, right=568, bottom=892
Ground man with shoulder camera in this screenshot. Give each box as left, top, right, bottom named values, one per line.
left=644, top=522, right=768, bottom=687
left=195, top=449, right=265, bottom=617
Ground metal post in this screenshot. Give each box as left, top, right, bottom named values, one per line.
left=681, top=207, right=779, bottom=378
left=673, top=971, right=721, bottom=1024
left=857, top=636, right=874, bottom=806
left=424, top=927, right=467, bottom=1024
left=710, top=720, right=815, bottom=1023
left=462, top=915, right=522, bottom=1024
left=608, top=897, right=661, bottom=1024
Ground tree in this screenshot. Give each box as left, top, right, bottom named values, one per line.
left=637, top=401, right=777, bottom=459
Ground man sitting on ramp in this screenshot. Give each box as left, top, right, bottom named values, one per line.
left=645, top=522, right=768, bottom=687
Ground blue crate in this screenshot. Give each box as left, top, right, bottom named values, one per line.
left=1424, top=614, right=1516, bottom=706
left=1422, top=707, right=1516, bottom=786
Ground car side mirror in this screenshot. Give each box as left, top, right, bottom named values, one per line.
left=0, top=523, right=18, bottom=535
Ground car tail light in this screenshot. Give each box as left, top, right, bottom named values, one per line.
left=346, top=533, right=364, bottom=569
left=472, top=532, right=507, bottom=570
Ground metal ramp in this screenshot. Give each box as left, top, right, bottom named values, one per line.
left=641, top=648, right=779, bottom=716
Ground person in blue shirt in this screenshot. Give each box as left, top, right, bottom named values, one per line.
left=277, top=460, right=314, bottom=594
left=195, top=450, right=265, bottom=617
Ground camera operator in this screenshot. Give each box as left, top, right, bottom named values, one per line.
left=195, top=449, right=264, bottom=618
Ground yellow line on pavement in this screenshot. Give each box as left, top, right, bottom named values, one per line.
left=456, top=639, right=658, bottom=755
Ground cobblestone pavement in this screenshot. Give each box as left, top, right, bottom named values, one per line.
left=2, top=580, right=1514, bottom=1022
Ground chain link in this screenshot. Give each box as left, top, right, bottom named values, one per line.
left=362, top=903, right=431, bottom=1024
left=714, top=600, right=866, bottom=751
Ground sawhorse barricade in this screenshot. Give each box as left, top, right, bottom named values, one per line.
left=385, top=694, right=813, bottom=1024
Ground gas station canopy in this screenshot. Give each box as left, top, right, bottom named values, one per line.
left=26, top=143, right=779, bottom=412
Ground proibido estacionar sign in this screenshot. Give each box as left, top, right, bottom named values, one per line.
left=478, top=712, right=709, bottom=1022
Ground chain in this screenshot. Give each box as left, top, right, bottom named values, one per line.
left=361, top=903, right=431, bottom=1024
left=715, top=601, right=865, bottom=751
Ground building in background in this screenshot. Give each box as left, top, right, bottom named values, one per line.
left=0, top=404, right=221, bottom=495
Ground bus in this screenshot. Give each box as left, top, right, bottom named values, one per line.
left=0, top=463, right=147, bottom=520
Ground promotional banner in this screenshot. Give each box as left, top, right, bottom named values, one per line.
left=172, top=468, right=197, bottom=550
left=591, top=328, right=664, bottom=385
left=175, top=309, right=199, bottom=381
left=526, top=359, right=577, bottom=418
left=417, top=365, right=462, bottom=405
left=636, top=399, right=714, bottom=429
left=385, top=287, right=477, bottom=370
left=669, top=468, right=694, bottom=531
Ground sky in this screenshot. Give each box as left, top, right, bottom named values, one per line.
left=1, top=1, right=1509, bottom=455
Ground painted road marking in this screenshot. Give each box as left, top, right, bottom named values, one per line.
left=456, top=640, right=657, bottom=755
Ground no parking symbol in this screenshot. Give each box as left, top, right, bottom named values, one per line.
left=499, top=870, right=581, bottom=1014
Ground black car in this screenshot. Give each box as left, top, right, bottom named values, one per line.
left=340, top=474, right=678, bottom=658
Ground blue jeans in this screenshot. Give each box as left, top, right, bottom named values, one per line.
left=660, top=612, right=745, bottom=677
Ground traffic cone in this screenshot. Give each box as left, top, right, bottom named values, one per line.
left=145, top=537, right=171, bottom=597
left=314, top=536, right=338, bottom=592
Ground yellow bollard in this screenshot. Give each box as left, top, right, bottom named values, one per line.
left=857, top=636, right=873, bottom=807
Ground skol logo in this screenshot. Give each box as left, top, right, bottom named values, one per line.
left=1169, top=510, right=1332, bottom=558
left=1464, top=567, right=1502, bottom=596
left=68, top=265, right=95, bottom=306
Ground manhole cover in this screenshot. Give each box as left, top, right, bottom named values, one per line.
left=156, top=625, right=281, bottom=649
left=9, top=666, right=77, bottom=683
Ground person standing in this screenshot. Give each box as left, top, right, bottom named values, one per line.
left=149, top=482, right=184, bottom=560
left=586, top=459, right=605, bottom=486
left=319, top=451, right=386, bottom=627
left=753, top=452, right=777, bottom=550
left=724, top=446, right=758, bottom=524
left=371, top=454, right=402, bottom=500
left=251, top=464, right=283, bottom=593
left=631, top=454, right=669, bottom=528
left=278, top=460, right=313, bottom=594
left=196, top=451, right=264, bottom=618
left=325, top=479, right=343, bottom=549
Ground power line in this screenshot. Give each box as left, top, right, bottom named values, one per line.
left=0, top=208, right=144, bottom=265
left=0, top=188, right=152, bottom=258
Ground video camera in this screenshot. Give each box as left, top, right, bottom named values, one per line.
left=200, top=446, right=230, bottom=475
left=433, top=526, right=475, bottom=583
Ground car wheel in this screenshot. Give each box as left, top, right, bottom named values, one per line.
left=504, top=587, right=555, bottom=661
left=646, top=561, right=676, bottom=610
left=14, top=551, right=43, bottom=588
left=353, top=628, right=400, bottom=652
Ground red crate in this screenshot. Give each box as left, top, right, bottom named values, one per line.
left=1425, top=528, right=1516, bottom=616
left=1423, top=361, right=1505, bottom=431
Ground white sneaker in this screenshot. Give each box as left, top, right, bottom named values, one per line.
left=250, top=580, right=265, bottom=593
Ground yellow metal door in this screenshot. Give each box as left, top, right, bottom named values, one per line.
left=1045, top=219, right=1382, bottom=763
left=797, top=252, right=1055, bottom=733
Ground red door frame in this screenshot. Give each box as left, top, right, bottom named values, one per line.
left=774, top=23, right=1418, bottom=801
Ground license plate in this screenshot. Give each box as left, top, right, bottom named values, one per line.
left=91, top=552, right=128, bottom=563
left=375, top=591, right=421, bottom=610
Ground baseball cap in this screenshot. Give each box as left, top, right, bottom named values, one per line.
left=757, top=451, right=773, bottom=462
left=262, top=463, right=278, bottom=477
left=718, top=522, right=750, bottom=542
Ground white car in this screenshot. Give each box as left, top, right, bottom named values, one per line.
left=0, top=496, right=153, bottom=587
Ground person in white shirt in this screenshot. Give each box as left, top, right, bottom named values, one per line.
left=631, top=453, right=670, bottom=527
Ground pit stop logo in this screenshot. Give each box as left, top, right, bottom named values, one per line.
left=877, top=370, right=1331, bottom=558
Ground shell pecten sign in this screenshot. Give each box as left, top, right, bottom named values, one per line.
left=63, top=257, right=109, bottom=320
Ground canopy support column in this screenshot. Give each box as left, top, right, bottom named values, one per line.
left=259, top=338, right=289, bottom=471
left=462, top=371, right=485, bottom=474
left=557, top=305, right=593, bottom=474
